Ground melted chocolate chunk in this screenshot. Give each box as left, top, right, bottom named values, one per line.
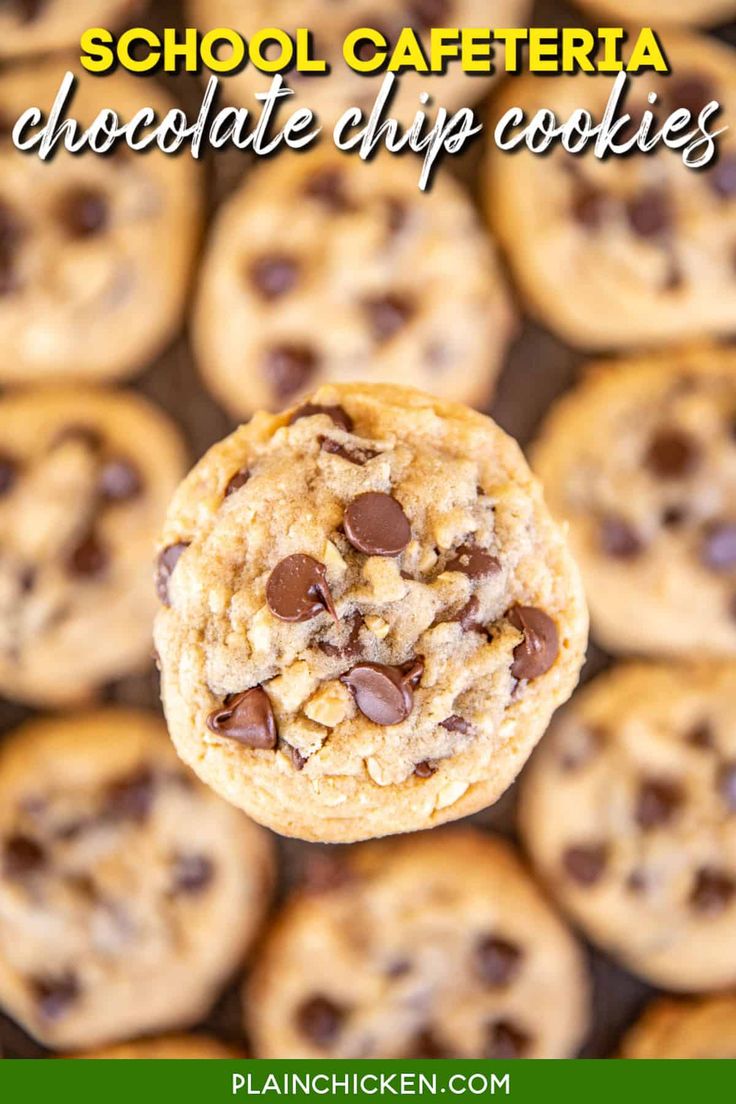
left=289, top=403, right=353, bottom=433
left=687, top=721, right=714, bottom=749
left=317, top=612, right=363, bottom=659
left=454, top=595, right=485, bottom=633
left=31, top=972, right=80, bottom=1020
left=344, top=492, right=411, bottom=556
left=701, top=521, right=736, bottom=571
left=645, top=429, right=700, bottom=478
left=341, top=658, right=423, bottom=726
left=363, top=293, right=415, bottom=343
left=59, top=187, right=108, bottom=238
left=104, top=767, right=155, bottom=824
left=626, top=188, right=673, bottom=239
left=440, top=715, right=471, bottom=734
left=486, top=1020, right=530, bottom=1059
left=249, top=253, right=299, bottom=300
left=264, top=343, right=318, bottom=400
left=689, top=868, right=735, bottom=915
left=320, top=437, right=378, bottom=465
left=667, top=72, right=715, bottom=116
left=635, top=779, right=683, bottom=829
left=66, top=531, right=108, bottom=578
left=3, top=833, right=45, bottom=878
left=446, top=544, right=500, bottom=579
left=286, top=744, right=307, bottom=771
left=98, top=458, right=142, bottom=501
left=408, top=0, right=451, bottom=31
left=155, top=542, right=189, bottom=605
left=304, top=167, right=351, bottom=211
left=266, top=554, right=337, bottom=623
left=295, top=995, right=346, bottom=1047
left=170, top=852, right=214, bottom=895
left=206, top=687, right=278, bottom=749
left=413, top=760, right=437, bottom=778
left=571, top=181, right=608, bottom=229
left=718, top=762, right=736, bottom=812
left=508, top=606, right=558, bottom=680
left=409, top=1028, right=455, bottom=1059
left=475, top=936, right=523, bottom=988
left=563, top=844, right=608, bottom=886
left=224, top=468, right=250, bottom=496
left=0, top=451, right=17, bottom=496
left=599, top=516, right=643, bottom=559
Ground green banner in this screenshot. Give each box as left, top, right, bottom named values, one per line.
left=0, top=1059, right=734, bottom=1102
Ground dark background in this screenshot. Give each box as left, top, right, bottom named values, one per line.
left=1, top=0, right=734, bottom=1059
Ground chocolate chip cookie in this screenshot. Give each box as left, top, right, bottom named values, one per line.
left=574, top=1, right=736, bottom=26
left=0, top=386, right=186, bottom=707
left=622, top=996, right=736, bottom=1058
left=520, top=662, right=736, bottom=991
left=533, top=346, right=736, bottom=658
left=192, top=150, right=514, bottom=418
left=0, top=3, right=141, bottom=58
left=187, top=0, right=529, bottom=125
left=0, top=709, right=273, bottom=1051
left=246, top=829, right=589, bottom=1058
left=486, top=34, right=736, bottom=349
left=0, top=62, right=200, bottom=383
left=75, top=1035, right=245, bottom=1059
left=154, top=383, right=588, bottom=843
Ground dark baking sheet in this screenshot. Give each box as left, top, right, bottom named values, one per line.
left=2, top=0, right=732, bottom=1059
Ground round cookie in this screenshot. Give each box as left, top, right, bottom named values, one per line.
left=0, top=386, right=186, bottom=707
left=532, top=346, right=736, bottom=658
left=246, top=830, right=589, bottom=1059
left=621, top=996, right=736, bottom=1058
left=0, top=62, right=200, bottom=383
left=187, top=1, right=529, bottom=125
left=0, top=709, right=273, bottom=1051
left=486, top=34, right=736, bottom=349
left=193, top=150, right=514, bottom=418
left=0, top=3, right=141, bottom=59
left=74, top=1035, right=245, bottom=1059
left=519, top=662, right=736, bottom=991
left=573, top=1, right=736, bottom=27
left=154, top=382, right=588, bottom=843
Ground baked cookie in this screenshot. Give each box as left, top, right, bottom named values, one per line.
left=0, top=62, right=200, bottom=383
left=533, top=346, right=736, bottom=658
left=0, top=3, right=140, bottom=58
left=74, top=1035, right=244, bottom=1059
left=621, top=995, right=736, bottom=1058
left=573, top=1, right=736, bottom=27
left=486, top=35, right=736, bottom=349
left=519, top=662, right=736, bottom=991
left=154, top=383, right=587, bottom=843
left=187, top=1, right=529, bottom=125
left=0, top=709, right=273, bottom=1051
left=193, top=150, right=514, bottom=418
left=246, top=830, right=589, bottom=1059
left=0, top=387, right=186, bottom=707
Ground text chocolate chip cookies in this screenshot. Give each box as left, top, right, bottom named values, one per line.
left=533, top=346, right=736, bottom=657
left=0, top=709, right=273, bottom=1050
left=192, top=150, right=514, bottom=418
left=622, top=995, right=736, bottom=1058
left=0, top=386, right=186, bottom=707
left=520, top=662, right=736, bottom=991
left=154, top=383, right=587, bottom=842
left=486, top=34, right=736, bottom=349
left=0, top=63, right=200, bottom=384
left=245, top=830, right=589, bottom=1059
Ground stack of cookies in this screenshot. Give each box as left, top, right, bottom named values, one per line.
left=0, top=0, right=735, bottom=1062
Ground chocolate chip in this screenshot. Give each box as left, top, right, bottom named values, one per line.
left=98, top=458, right=142, bottom=501
left=295, top=995, right=346, bottom=1047
left=0, top=451, right=17, bottom=496
left=320, top=437, right=377, bottom=465
left=3, top=834, right=45, bottom=878
left=317, top=612, right=363, bottom=659
left=59, top=187, right=108, bottom=238
left=343, top=492, right=411, bottom=556
left=363, top=293, right=415, bottom=343
left=662, top=505, right=687, bottom=528
left=667, top=72, right=715, bottom=116
left=409, top=0, right=450, bottom=31
left=475, top=936, right=523, bottom=988
left=225, top=468, right=250, bottom=496
left=170, top=853, right=214, bottom=895
left=563, top=844, right=608, bottom=886
left=155, top=542, right=189, bottom=605
left=710, top=153, right=736, bottom=200
left=687, top=721, right=714, bottom=749
left=446, top=544, right=500, bottom=579
left=689, top=868, right=735, bottom=915
left=104, top=767, right=155, bottom=824
left=454, top=595, right=485, bottom=632
left=701, top=521, right=736, bottom=571
left=286, top=744, right=307, bottom=771
left=409, top=1029, right=455, bottom=1059
left=266, top=554, right=337, bottom=622
left=645, top=429, right=700, bottom=478
left=206, top=686, right=278, bottom=749
left=290, top=403, right=354, bottom=433
left=635, top=779, right=683, bottom=829
left=31, top=973, right=80, bottom=1020
left=12, top=0, right=46, bottom=23
left=263, top=343, right=318, bottom=400
left=50, top=424, right=102, bottom=453
left=441, top=715, right=470, bottom=734
left=249, top=253, right=299, bottom=300
left=67, top=531, right=107, bottom=578
left=626, top=189, right=673, bottom=238
left=414, top=760, right=437, bottom=778
left=341, top=658, right=423, bottom=726
left=304, top=168, right=351, bottom=211
left=571, top=181, right=608, bottom=229
left=626, top=869, right=648, bottom=895
left=599, top=515, right=643, bottom=559
left=507, top=605, right=558, bottom=680
left=718, top=763, right=736, bottom=811
left=486, top=1020, right=530, bottom=1059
